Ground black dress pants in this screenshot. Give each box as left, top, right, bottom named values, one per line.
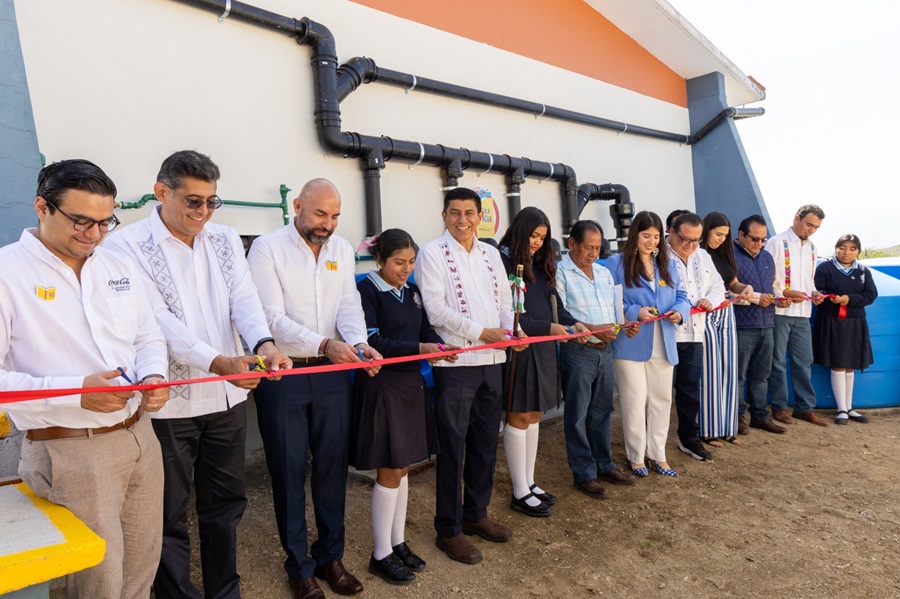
left=432, top=365, right=503, bottom=538
left=152, top=402, right=247, bottom=599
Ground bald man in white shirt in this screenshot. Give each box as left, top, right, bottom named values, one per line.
left=0, top=159, right=169, bottom=598
left=247, top=178, right=380, bottom=599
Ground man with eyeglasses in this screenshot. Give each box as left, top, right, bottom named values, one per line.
left=105, top=150, right=290, bottom=599
left=665, top=211, right=725, bottom=462
left=0, top=159, right=169, bottom=597
left=733, top=215, right=788, bottom=435
left=764, top=204, right=828, bottom=427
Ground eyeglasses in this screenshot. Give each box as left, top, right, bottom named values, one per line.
left=46, top=198, right=120, bottom=232
left=673, top=231, right=701, bottom=246
left=743, top=233, right=767, bottom=244
left=166, top=184, right=224, bottom=211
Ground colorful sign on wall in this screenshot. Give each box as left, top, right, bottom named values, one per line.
left=474, top=186, right=500, bottom=239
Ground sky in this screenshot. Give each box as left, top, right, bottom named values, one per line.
left=669, top=0, right=900, bottom=252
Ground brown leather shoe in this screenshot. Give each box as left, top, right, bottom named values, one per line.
left=792, top=410, right=828, bottom=427
left=575, top=479, right=609, bottom=498
left=435, top=533, right=483, bottom=564
left=772, top=408, right=794, bottom=424
left=460, top=517, right=512, bottom=542
left=314, top=559, right=363, bottom=596
left=597, top=468, right=636, bottom=486
left=749, top=418, right=787, bottom=434
left=737, top=415, right=750, bottom=435
left=289, top=577, right=325, bottom=599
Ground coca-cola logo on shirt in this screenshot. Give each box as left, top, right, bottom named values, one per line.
left=108, top=277, right=131, bottom=292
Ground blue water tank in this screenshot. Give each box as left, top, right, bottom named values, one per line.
left=810, top=263, right=900, bottom=409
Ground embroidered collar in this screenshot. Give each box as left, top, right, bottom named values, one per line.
left=781, top=231, right=815, bottom=290
left=438, top=235, right=500, bottom=332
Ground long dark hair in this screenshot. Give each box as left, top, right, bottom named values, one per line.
left=498, top=206, right=555, bottom=285
left=701, top=212, right=737, bottom=276
left=618, top=211, right=672, bottom=288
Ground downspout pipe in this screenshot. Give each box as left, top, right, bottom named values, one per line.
left=576, top=183, right=634, bottom=247
left=362, top=150, right=384, bottom=236
left=504, top=166, right=525, bottom=216
left=689, top=106, right=765, bottom=144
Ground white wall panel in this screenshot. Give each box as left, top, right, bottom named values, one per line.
left=16, top=0, right=696, bottom=256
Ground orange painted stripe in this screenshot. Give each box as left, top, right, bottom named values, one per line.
left=350, top=0, right=687, bottom=107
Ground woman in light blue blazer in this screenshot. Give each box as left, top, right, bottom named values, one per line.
left=606, top=211, right=691, bottom=477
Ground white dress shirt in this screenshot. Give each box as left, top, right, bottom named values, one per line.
left=104, top=207, right=272, bottom=418
left=0, top=230, right=168, bottom=430
left=668, top=245, right=726, bottom=343
left=246, top=223, right=367, bottom=356
left=765, top=228, right=817, bottom=318
left=416, top=230, right=514, bottom=367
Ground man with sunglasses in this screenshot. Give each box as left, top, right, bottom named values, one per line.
left=733, top=215, right=787, bottom=435
left=0, top=159, right=169, bottom=597
left=105, top=150, right=290, bottom=599
left=665, top=210, right=725, bottom=462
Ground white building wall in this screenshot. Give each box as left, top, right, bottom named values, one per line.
left=15, top=0, right=695, bottom=255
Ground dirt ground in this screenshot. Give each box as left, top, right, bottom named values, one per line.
left=201, top=407, right=900, bottom=599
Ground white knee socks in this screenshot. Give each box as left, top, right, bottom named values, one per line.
left=831, top=369, right=848, bottom=417
left=845, top=371, right=863, bottom=417
left=525, top=422, right=546, bottom=495
left=391, top=475, right=408, bottom=548
left=371, top=483, right=398, bottom=560
left=504, top=425, right=541, bottom=507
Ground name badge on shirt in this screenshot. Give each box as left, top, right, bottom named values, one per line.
left=36, top=285, right=56, bottom=301
left=326, top=261, right=338, bottom=271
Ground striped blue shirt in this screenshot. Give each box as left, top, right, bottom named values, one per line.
left=555, top=254, right=617, bottom=342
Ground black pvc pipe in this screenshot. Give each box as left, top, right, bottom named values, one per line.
left=176, top=0, right=304, bottom=36
left=577, top=183, right=634, bottom=244
left=362, top=151, right=384, bottom=236
left=169, top=0, right=642, bottom=238
left=504, top=167, right=525, bottom=216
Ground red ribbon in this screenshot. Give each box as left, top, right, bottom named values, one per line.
left=0, top=293, right=818, bottom=405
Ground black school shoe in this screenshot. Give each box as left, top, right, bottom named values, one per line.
left=848, top=410, right=870, bottom=423
left=510, top=493, right=552, bottom=517
left=529, top=484, right=557, bottom=505
left=392, top=542, right=426, bottom=572
left=368, top=553, right=415, bottom=585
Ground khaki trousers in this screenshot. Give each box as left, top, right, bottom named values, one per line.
left=19, top=414, right=164, bottom=599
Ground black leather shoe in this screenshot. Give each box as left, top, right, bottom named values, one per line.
left=392, top=542, right=425, bottom=571
left=368, top=553, right=415, bottom=585
left=529, top=483, right=557, bottom=505
left=510, top=493, right=552, bottom=517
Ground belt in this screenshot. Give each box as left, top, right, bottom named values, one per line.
left=26, top=410, right=142, bottom=442
left=290, top=356, right=327, bottom=366
left=584, top=340, right=609, bottom=350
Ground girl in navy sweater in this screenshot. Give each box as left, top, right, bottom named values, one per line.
left=812, top=234, right=878, bottom=424
left=351, top=229, right=458, bottom=584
